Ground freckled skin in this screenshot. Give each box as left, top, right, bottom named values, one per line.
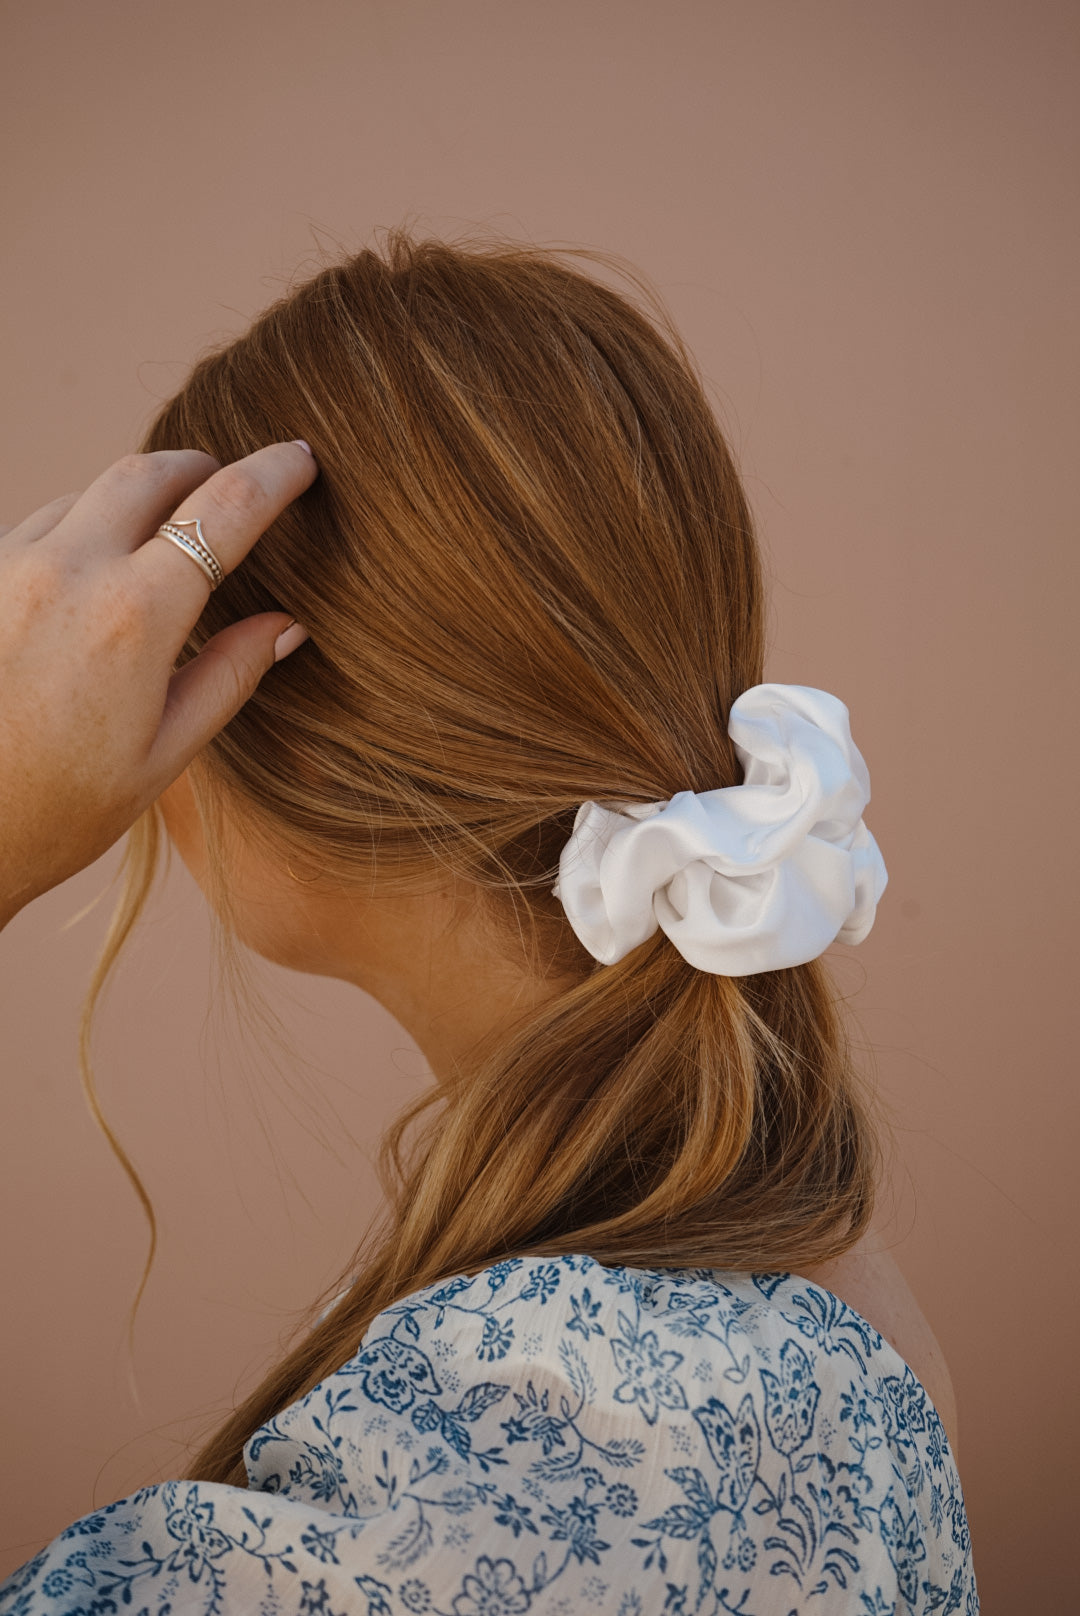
left=0, top=442, right=319, bottom=924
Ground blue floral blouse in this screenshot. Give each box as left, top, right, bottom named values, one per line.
left=1, top=1256, right=977, bottom=1615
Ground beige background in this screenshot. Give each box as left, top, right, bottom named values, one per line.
left=2, top=2, right=1077, bottom=1607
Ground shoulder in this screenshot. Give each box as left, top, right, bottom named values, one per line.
left=348, top=1256, right=970, bottom=1542
left=289, top=1260, right=973, bottom=1610
left=795, top=1239, right=961, bottom=1455
left=322, top=1253, right=958, bottom=1466
left=3, top=1254, right=975, bottom=1614
left=360, top=1251, right=942, bottom=1435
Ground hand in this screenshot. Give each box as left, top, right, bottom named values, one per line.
left=0, top=442, right=318, bottom=929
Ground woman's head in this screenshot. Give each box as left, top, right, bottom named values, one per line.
left=87, top=227, right=879, bottom=1484
left=152, top=229, right=764, bottom=967
left=151, top=227, right=766, bottom=1073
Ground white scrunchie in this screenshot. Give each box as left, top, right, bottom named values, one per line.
left=551, top=683, right=889, bottom=975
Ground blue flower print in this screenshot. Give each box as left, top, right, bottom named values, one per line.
left=486, top=1261, right=524, bottom=1292
left=0, top=1260, right=977, bottom=1616
left=353, top=1339, right=443, bottom=1412
left=399, top=1578, right=432, bottom=1612
left=289, top=1443, right=350, bottom=1505
left=926, top=1416, right=947, bottom=1472
left=946, top=1471, right=972, bottom=1555
left=39, top=1570, right=76, bottom=1598
left=839, top=1387, right=880, bottom=1437
left=355, top=1573, right=395, bottom=1614
left=878, top=1488, right=928, bottom=1605
left=750, top=1272, right=787, bottom=1300
left=410, top=1382, right=509, bottom=1470
left=479, top=1317, right=515, bottom=1362
left=300, top=1522, right=341, bottom=1564
left=858, top=1592, right=897, bottom=1615
left=301, top=1573, right=367, bottom=1615
left=611, top=1313, right=688, bottom=1425
left=805, top=1458, right=875, bottom=1541
left=692, top=1394, right=760, bottom=1512
left=501, top=1381, right=567, bottom=1457
left=59, top=1510, right=109, bottom=1537
left=430, top=1276, right=473, bottom=1306
left=299, top=1577, right=347, bottom=1615
left=605, top=1484, right=638, bottom=1517
left=165, top=1496, right=231, bottom=1577
left=567, top=1287, right=604, bottom=1339
left=540, top=1493, right=611, bottom=1567
left=451, top=1554, right=531, bottom=1614
left=759, top=1338, right=820, bottom=1456
left=492, top=1493, right=539, bottom=1537
left=790, top=1283, right=878, bottom=1370
left=737, top=1536, right=757, bottom=1572
left=519, top=1264, right=562, bottom=1305
left=627, top=1274, right=662, bottom=1309
left=880, top=1368, right=928, bottom=1445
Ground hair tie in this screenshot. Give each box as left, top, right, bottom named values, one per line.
left=551, top=683, right=888, bottom=976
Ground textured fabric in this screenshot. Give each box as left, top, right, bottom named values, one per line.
left=552, top=684, right=889, bottom=975
left=1, top=1257, right=977, bottom=1615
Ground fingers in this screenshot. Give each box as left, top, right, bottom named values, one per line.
left=148, top=610, right=299, bottom=790
left=34, top=441, right=318, bottom=656
left=1, top=491, right=82, bottom=547
left=0, top=444, right=317, bottom=918
left=42, top=450, right=224, bottom=561
left=132, top=440, right=319, bottom=636
left=162, top=441, right=317, bottom=578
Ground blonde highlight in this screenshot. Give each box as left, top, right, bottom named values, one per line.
left=79, top=226, right=882, bottom=1490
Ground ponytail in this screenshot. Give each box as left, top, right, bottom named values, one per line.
left=78, top=227, right=881, bottom=1488
left=185, top=936, right=874, bottom=1486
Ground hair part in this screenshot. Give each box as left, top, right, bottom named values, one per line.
left=79, top=226, right=882, bottom=1487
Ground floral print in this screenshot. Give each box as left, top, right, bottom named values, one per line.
left=610, top=1313, right=689, bottom=1425
left=0, top=1258, right=978, bottom=1613
left=452, top=1554, right=530, bottom=1614
left=759, top=1337, right=820, bottom=1455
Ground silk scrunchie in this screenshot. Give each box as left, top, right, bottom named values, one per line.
left=551, top=683, right=889, bottom=975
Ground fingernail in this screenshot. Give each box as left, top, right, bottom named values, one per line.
left=274, top=619, right=310, bottom=661
left=289, top=438, right=314, bottom=457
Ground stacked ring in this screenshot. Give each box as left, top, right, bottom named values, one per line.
left=154, top=516, right=226, bottom=589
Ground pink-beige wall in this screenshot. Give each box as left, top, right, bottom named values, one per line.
left=2, top=2, right=1077, bottom=1606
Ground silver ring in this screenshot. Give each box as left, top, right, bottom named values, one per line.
left=154, top=517, right=226, bottom=590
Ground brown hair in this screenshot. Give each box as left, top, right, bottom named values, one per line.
left=81, top=227, right=880, bottom=1487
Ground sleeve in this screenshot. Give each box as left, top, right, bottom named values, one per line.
left=0, top=1481, right=397, bottom=1616
left=1, top=1258, right=978, bottom=1615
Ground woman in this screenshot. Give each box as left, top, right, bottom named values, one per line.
left=0, top=231, right=977, bottom=1613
